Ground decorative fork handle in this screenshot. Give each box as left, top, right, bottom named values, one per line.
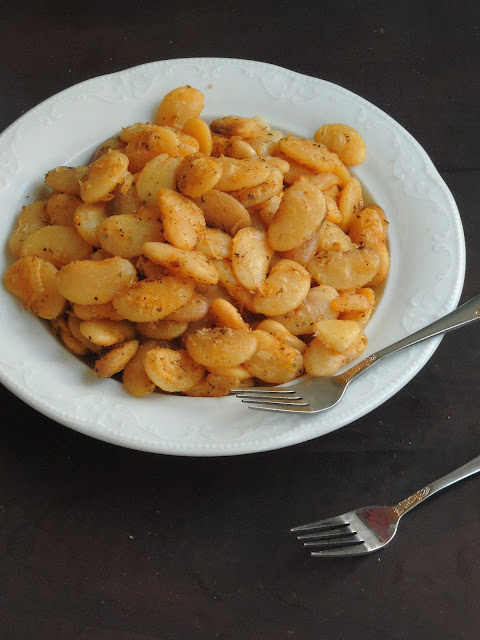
left=391, top=454, right=480, bottom=519
left=334, top=293, right=480, bottom=386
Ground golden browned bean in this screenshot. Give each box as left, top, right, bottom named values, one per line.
left=185, top=327, right=257, bottom=368
left=338, top=177, right=362, bottom=232
left=307, top=247, right=380, bottom=290
left=210, top=116, right=268, bottom=139
left=135, top=154, right=181, bottom=206
left=112, top=276, right=194, bottom=322
left=182, top=117, right=213, bottom=155
left=74, top=203, right=109, bottom=247
left=210, top=134, right=257, bottom=159
left=108, top=180, right=142, bottom=216
left=122, top=125, right=178, bottom=172
left=304, top=334, right=367, bottom=376
left=194, top=190, right=251, bottom=235
left=271, top=285, right=339, bottom=335
left=157, top=188, right=206, bottom=250
left=176, top=152, right=222, bottom=197
left=56, top=257, right=137, bottom=304
left=97, top=211, right=164, bottom=258
left=366, top=242, right=389, bottom=287
left=8, top=200, right=49, bottom=258
left=214, top=157, right=271, bottom=192
left=50, top=315, right=90, bottom=356
left=92, top=135, right=126, bottom=162
left=252, top=259, right=311, bottom=316
left=46, top=193, right=81, bottom=226
left=45, top=166, right=87, bottom=196
left=268, top=181, right=326, bottom=252
left=313, top=319, right=362, bottom=352
left=247, top=193, right=282, bottom=226
left=280, top=228, right=320, bottom=266
left=155, top=86, right=204, bottom=128
left=93, top=339, right=139, bottom=378
left=255, top=319, right=307, bottom=352
left=195, top=228, right=233, bottom=259
left=231, top=227, right=274, bottom=291
left=21, top=225, right=92, bottom=266
left=213, top=259, right=256, bottom=312
left=167, top=292, right=209, bottom=322
left=143, top=242, right=219, bottom=284
left=79, top=319, right=136, bottom=346
left=67, top=313, right=103, bottom=353
left=229, top=168, right=284, bottom=208
left=72, top=301, right=124, bottom=321
left=348, top=207, right=387, bottom=246
left=122, top=339, right=164, bottom=397
left=330, top=289, right=375, bottom=313
left=317, top=220, right=356, bottom=252
left=243, top=329, right=304, bottom=383
left=329, top=152, right=352, bottom=187
left=206, top=365, right=252, bottom=381
left=209, top=298, right=249, bottom=330
left=324, top=195, right=342, bottom=224
left=248, top=130, right=284, bottom=156
left=80, top=150, right=129, bottom=203
left=277, top=134, right=334, bottom=173
left=184, top=373, right=253, bottom=397
left=136, top=319, right=188, bottom=340
left=4, top=256, right=66, bottom=319
left=144, top=347, right=205, bottom=392
left=314, top=124, right=366, bottom=166
left=297, top=173, right=342, bottom=190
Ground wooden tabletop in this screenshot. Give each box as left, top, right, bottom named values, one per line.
left=1, top=1, right=479, bottom=638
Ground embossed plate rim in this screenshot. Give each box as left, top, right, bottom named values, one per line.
left=0, top=57, right=465, bottom=455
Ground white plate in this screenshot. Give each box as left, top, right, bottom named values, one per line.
left=0, top=58, right=465, bottom=456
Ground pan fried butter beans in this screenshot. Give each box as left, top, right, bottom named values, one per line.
left=143, top=242, right=219, bottom=284
left=155, top=86, right=205, bottom=129
left=4, top=256, right=66, bottom=319
left=97, top=212, right=165, bottom=258
left=268, top=181, right=326, bottom=252
left=21, top=225, right=92, bottom=266
left=176, top=152, right=222, bottom=198
left=252, top=260, right=311, bottom=316
left=232, top=228, right=274, bottom=291
left=56, top=257, right=137, bottom=305
left=157, top=188, right=206, bottom=250
left=112, top=276, right=195, bottom=322
left=243, top=330, right=304, bottom=384
left=314, top=124, right=366, bottom=166
left=45, top=166, right=87, bottom=196
left=144, top=347, right=205, bottom=393
left=307, top=247, right=381, bottom=290
left=185, top=327, right=258, bottom=368
left=9, top=201, right=49, bottom=259
left=80, top=150, right=129, bottom=203
left=4, top=84, right=390, bottom=396
left=195, top=190, right=251, bottom=235
left=93, top=339, right=139, bottom=378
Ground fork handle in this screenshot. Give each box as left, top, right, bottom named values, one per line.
left=392, top=454, right=480, bottom=519
left=334, top=293, right=480, bottom=386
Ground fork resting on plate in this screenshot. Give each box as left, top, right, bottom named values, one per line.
left=232, top=293, right=480, bottom=413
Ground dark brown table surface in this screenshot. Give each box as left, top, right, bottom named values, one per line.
left=1, top=1, right=479, bottom=638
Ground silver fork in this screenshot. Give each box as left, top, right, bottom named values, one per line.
left=232, top=293, right=480, bottom=413
left=291, top=454, right=480, bottom=557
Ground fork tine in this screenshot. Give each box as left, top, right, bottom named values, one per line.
left=310, top=543, right=369, bottom=557
left=291, top=517, right=347, bottom=532
left=230, top=386, right=296, bottom=394
left=236, top=393, right=303, bottom=401
left=242, top=398, right=308, bottom=407
left=297, top=528, right=351, bottom=540
left=304, top=534, right=363, bottom=548
left=245, top=403, right=312, bottom=413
